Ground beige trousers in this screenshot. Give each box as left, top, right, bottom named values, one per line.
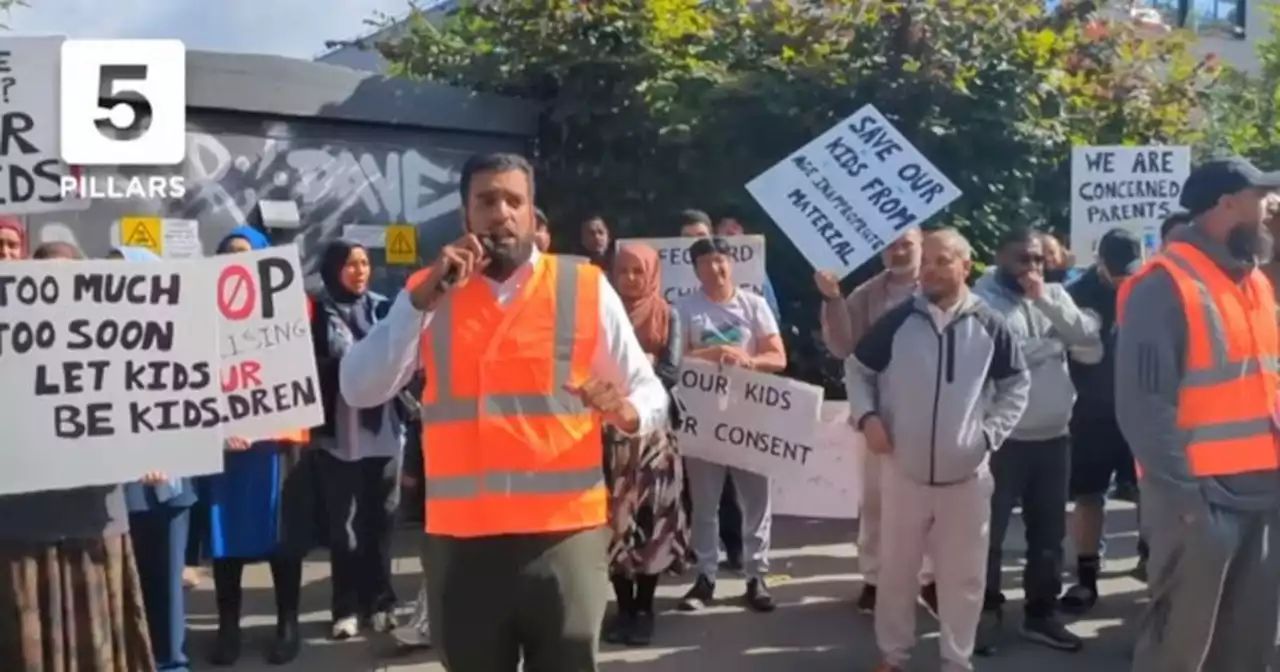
left=859, top=448, right=934, bottom=585
left=875, top=459, right=992, bottom=672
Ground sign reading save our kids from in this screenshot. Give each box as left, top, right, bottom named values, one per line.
left=215, top=244, right=323, bottom=441
left=674, top=359, right=823, bottom=480
left=616, top=235, right=766, bottom=302
left=0, top=259, right=225, bottom=495
left=746, top=104, right=961, bottom=277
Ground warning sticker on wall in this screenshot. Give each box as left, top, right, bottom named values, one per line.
left=120, top=216, right=162, bottom=256
left=385, top=225, right=417, bottom=266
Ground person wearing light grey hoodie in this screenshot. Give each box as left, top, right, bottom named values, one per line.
left=846, top=228, right=1030, bottom=672
left=971, top=226, right=1103, bottom=655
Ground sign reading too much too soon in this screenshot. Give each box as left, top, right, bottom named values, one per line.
left=674, top=359, right=823, bottom=479
left=0, top=260, right=225, bottom=495
left=746, top=104, right=961, bottom=276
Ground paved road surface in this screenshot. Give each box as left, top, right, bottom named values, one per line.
left=187, top=503, right=1144, bottom=671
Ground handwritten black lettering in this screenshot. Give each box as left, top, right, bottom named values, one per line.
left=72, top=272, right=181, bottom=305
left=785, top=188, right=860, bottom=264
left=225, top=378, right=318, bottom=419
left=1130, top=150, right=1175, bottom=174
left=123, top=360, right=212, bottom=392
left=34, top=360, right=110, bottom=395
left=66, top=319, right=175, bottom=352
left=712, top=422, right=813, bottom=465
left=129, top=397, right=222, bottom=433
left=54, top=403, right=115, bottom=438
left=0, top=274, right=59, bottom=306
left=0, top=319, right=57, bottom=355
left=681, top=368, right=729, bottom=395
left=743, top=381, right=792, bottom=411
left=1084, top=151, right=1116, bottom=173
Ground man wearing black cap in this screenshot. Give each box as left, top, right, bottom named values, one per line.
left=1058, top=228, right=1142, bottom=615
left=1116, top=157, right=1280, bottom=671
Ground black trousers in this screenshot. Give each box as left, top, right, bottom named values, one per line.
left=424, top=527, right=609, bottom=672
left=985, top=436, right=1070, bottom=617
left=212, top=556, right=303, bottom=623
left=315, top=451, right=397, bottom=620
left=719, top=473, right=743, bottom=559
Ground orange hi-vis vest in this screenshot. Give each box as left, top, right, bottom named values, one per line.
left=1116, top=241, right=1280, bottom=477
left=406, top=254, right=606, bottom=537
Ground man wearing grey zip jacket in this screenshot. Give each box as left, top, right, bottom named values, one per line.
left=971, top=226, right=1103, bottom=655
left=846, top=228, right=1030, bottom=672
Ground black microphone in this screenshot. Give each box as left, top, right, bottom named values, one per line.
left=437, top=235, right=496, bottom=292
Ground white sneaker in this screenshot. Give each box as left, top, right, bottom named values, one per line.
left=369, top=610, right=399, bottom=633
left=392, top=590, right=431, bottom=648
left=331, top=616, right=359, bottom=640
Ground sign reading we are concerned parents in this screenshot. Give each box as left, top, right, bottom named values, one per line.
left=1070, top=145, right=1190, bottom=262
left=617, top=236, right=766, bottom=302
left=216, top=245, right=323, bottom=441
left=674, top=359, right=823, bottom=480
left=746, top=104, right=961, bottom=276
left=0, top=259, right=224, bottom=496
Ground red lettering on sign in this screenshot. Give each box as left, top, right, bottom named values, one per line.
left=218, top=264, right=256, bottom=321
left=221, top=360, right=264, bottom=393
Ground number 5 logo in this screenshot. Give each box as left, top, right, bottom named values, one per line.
left=59, top=39, right=185, bottom=166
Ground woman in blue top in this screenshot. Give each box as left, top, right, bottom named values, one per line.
left=204, top=227, right=311, bottom=666
left=108, top=245, right=196, bottom=672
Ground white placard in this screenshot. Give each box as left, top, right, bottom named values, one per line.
left=616, top=235, right=766, bottom=302
left=0, top=37, right=86, bottom=215
left=162, top=219, right=202, bottom=259
left=0, top=259, right=224, bottom=495
left=342, top=224, right=387, bottom=249
left=746, top=104, right=961, bottom=277
left=215, top=245, right=323, bottom=441
left=673, top=359, right=823, bottom=479
left=771, top=401, right=863, bottom=519
left=1070, top=145, right=1190, bottom=263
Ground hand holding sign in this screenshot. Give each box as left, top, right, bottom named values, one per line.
left=861, top=414, right=893, bottom=455
left=814, top=270, right=842, bottom=300
left=718, top=346, right=754, bottom=369
left=564, top=379, right=639, bottom=434
left=224, top=436, right=250, bottom=452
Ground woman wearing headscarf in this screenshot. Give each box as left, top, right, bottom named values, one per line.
left=105, top=246, right=195, bottom=672
left=0, top=216, right=25, bottom=259
left=602, top=242, right=689, bottom=646
left=0, top=241, right=158, bottom=672
left=204, top=226, right=311, bottom=666
left=310, top=239, right=408, bottom=640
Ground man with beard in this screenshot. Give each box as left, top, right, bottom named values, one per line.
left=816, top=227, right=939, bottom=616
left=1116, top=157, right=1280, bottom=672
left=339, top=152, right=669, bottom=671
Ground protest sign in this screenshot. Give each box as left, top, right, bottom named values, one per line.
left=746, top=104, right=961, bottom=277
left=616, top=235, right=766, bottom=302
left=0, top=38, right=85, bottom=215
left=1070, top=145, right=1190, bottom=263
left=216, top=245, right=323, bottom=441
left=673, top=359, right=823, bottom=479
left=0, top=259, right=224, bottom=496
left=771, top=402, right=862, bottom=520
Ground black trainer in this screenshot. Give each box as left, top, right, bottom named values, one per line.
left=975, top=608, right=1001, bottom=656
left=855, top=584, right=877, bottom=614
left=601, top=611, right=634, bottom=644
left=678, top=575, right=715, bottom=612
left=918, top=582, right=939, bottom=617
left=627, top=611, right=655, bottom=646
left=1021, top=615, right=1084, bottom=652
left=1058, top=584, right=1098, bottom=615
left=744, top=577, right=776, bottom=612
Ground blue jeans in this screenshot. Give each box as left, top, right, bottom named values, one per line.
left=130, top=506, right=191, bottom=672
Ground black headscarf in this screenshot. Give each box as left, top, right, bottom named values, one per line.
left=314, top=239, right=383, bottom=435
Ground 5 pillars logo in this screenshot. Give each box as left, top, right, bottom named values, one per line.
left=58, top=39, right=187, bottom=201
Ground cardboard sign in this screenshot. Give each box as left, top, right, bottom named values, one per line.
left=0, top=37, right=86, bottom=215
left=746, top=104, right=960, bottom=277
left=215, top=245, right=323, bottom=441
left=616, top=235, right=766, bottom=302
left=673, top=359, right=823, bottom=479
left=771, top=401, right=862, bottom=520
left=0, top=259, right=224, bottom=495
left=1070, top=145, right=1190, bottom=263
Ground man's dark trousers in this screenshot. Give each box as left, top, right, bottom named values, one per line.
left=985, top=437, right=1070, bottom=616
left=423, top=526, right=609, bottom=671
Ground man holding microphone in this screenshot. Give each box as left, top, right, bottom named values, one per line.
left=339, top=152, right=668, bottom=671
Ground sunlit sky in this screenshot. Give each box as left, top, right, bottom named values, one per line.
left=5, top=0, right=418, bottom=59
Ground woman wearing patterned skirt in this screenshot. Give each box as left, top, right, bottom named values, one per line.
left=603, top=242, right=690, bottom=646
left=0, top=236, right=157, bottom=672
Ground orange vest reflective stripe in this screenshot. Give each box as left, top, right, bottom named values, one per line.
left=410, top=255, right=605, bottom=537
left=1118, top=242, right=1280, bottom=478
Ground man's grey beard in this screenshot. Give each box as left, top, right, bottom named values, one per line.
left=1227, top=224, right=1273, bottom=265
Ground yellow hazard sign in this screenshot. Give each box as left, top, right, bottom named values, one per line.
left=385, top=224, right=417, bottom=266
left=120, top=216, right=162, bottom=256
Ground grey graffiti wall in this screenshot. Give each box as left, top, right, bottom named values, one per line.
left=25, top=111, right=523, bottom=293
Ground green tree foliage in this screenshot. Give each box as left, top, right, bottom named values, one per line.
left=1202, top=5, right=1280, bottom=167
left=382, top=0, right=1217, bottom=265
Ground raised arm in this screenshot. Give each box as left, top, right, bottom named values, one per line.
left=1034, top=284, right=1103, bottom=364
